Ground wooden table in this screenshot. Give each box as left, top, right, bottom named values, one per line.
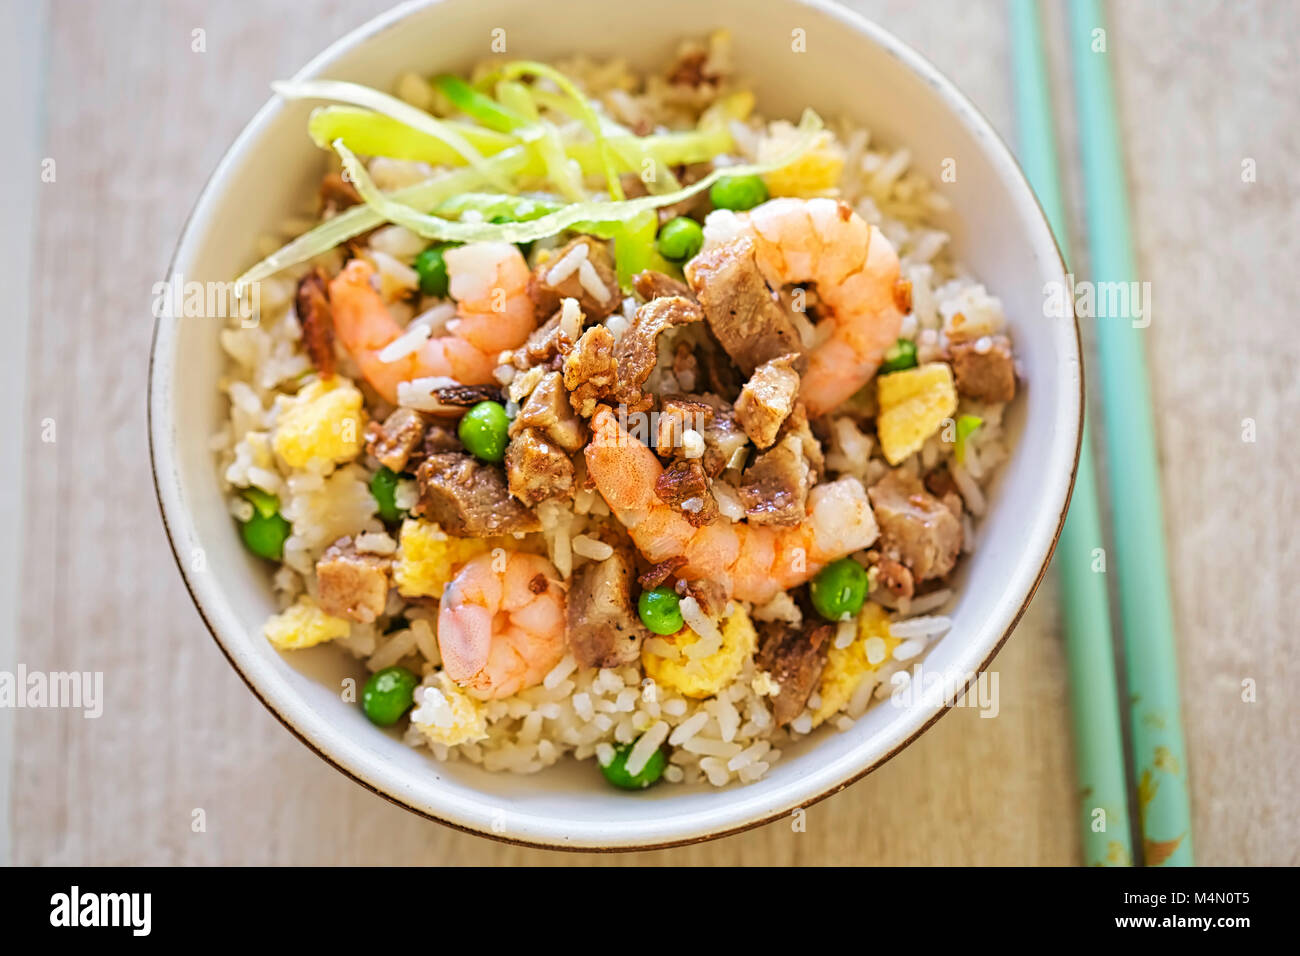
left=5, top=0, right=1295, bottom=865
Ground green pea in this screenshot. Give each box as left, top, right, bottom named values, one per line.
left=414, top=244, right=456, bottom=298
left=362, top=666, right=419, bottom=727
left=810, top=558, right=868, bottom=622
left=458, top=401, right=510, bottom=462
left=638, top=586, right=684, bottom=635
left=709, top=174, right=768, bottom=211
left=880, top=338, right=919, bottom=374
left=239, top=488, right=290, bottom=561
left=656, top=216, right=704, bottom=261
left=600, top=739, right=668, bottom=790
left=370, top=466, right=406, bottom=524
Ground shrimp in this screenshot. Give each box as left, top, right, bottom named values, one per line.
left=585, top=406, right=878, bottom=605
left=327, top=241, right=536, bottom=403
left=436, top=550, right=568, bottom=700
left=701, top=198, right=905, bottom=419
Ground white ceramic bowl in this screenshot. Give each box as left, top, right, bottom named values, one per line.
left=150, top=0, right=1080, bottom=849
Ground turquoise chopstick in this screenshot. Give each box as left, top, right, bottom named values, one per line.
left=1009, top=0, right=1133, bottom=867
left=1067, top=0, right=1193, bottom=866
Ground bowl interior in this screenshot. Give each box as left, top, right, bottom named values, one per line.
left=151, top=0, right=1078, bottom=848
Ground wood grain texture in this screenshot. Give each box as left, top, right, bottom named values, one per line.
left=8, top=0, right=1295, bottom=865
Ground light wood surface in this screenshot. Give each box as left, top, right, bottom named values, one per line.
left=7, top=0, right=1296, bottom=865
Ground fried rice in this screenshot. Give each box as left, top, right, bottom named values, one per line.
left=213, top=32, right=1019, bottom=789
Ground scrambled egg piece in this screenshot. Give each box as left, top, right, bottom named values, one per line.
left=264, top=596, right=351, bottom=650
left=811, top=602, right=900, bottom=727
left=876, top=362, right=958, bottom=465
left=760, top=123, right=845, bottom=197
left=643, top=607, right=757, bottom=699
left=409, top=672, right=488, bottom=747
left=393, top=519, right=490, bottom=598
left=272, top=378, right=367, bottom=470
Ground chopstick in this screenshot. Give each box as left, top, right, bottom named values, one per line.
left=1066, top=0, right=1193, bottom=866
left=1008, top=0, right=1133, bottom=868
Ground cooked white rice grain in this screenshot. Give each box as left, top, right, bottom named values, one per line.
left=578, top=259, right=611, bottom=303
left=369, top=224, right=427, bottom=262
left=682, top=736, right=742, bottom=758
left=371, top=249, right=420, bottom=292
left=950, top=462, right=986, bottom=516
left=698, top=756, right=732, bottom=787
left=369, top=628, right=417, bottom=671
left=681, top=429, right=705, bottom=459
left=893, top=638, right=928, bottom=662
left=571, top=535, right=614, bottom=561
left=890, top=615, right=953, bottom=640
left=625, top=720, right=670, bottom=775
left=559, top=296, right=583, bottom=342
left=668, top=711, right=710, bottom=746
left=377, top=322, right=432, bottom=363
left=728, top=740, right=771, bottom=772
left=547, top=243, right=589, bottom=285
left=543, top=653, right=578, bottom=690
left=711, top=481, right=745, bottom=521
left=834, top=618, right=857, bottom=649
left=680, top=597, right=722, bottom=656
left=397, top=375, right=460, bottom=411
left=354, top=531, right=396, bottom=555
left=864, top=635, right=889, bottom=665
left=905, top=588, right=953, bottom=616
left=752, top=591, right=802, bottom=625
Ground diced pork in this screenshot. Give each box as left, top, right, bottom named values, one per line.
left=697, top=329, right=743, bottom=399
left=780, top=403, right=824, bottom=480
left=698, top=402, right=749, bottom=478
left=949, top=335, right=1017, bottom=403
left=566, top=548, right=648, bottom=668
left=738, top=434, right=811, bottom=526
left=413, top=452, right=541, bottom=535
left=511, top=311, right=567, bottom=371
left=685, top=237, right=806, bottom=376
left=433, top=384, right=506, bottom=408
left=315, top=537, right=390, bottom=624
left=562, top=325, right=619, bottom=418
left=755, top=619, right=833, bottom=726
left=510, top=370, right=586, bottom=452
left=505, top=427, right=575, bottom=505
left=295, top=270, right=335, bottom=377
left=418, top=423, right=462, bottom=457
left=868, top=470, right=963, bottom=582
left=655, top=395, right=715, bottom=458
left=612, top=295, right=704, bottom=412
left=633, top=269, right=694, bottom=302
left=638, top=555, right=688, bottom=590
left=654, top=459, right=718, bottom=527
left=734, top=353, right=800, bottom=448
left=364, top=406, right=426, bottom=473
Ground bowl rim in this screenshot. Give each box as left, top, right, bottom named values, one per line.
left=149, top=0, right=1082, bottom=852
